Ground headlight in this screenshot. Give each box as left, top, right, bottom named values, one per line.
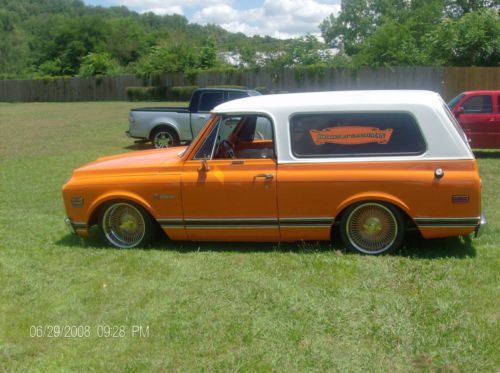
left=129, top=113, right=135, bottom=124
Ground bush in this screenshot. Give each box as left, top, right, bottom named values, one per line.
left=168, top=86, right=199, bottom=101
left=126, top=86, right=167, bottom=101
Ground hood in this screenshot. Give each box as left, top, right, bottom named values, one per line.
left=73, top=146, right=186, bottom=178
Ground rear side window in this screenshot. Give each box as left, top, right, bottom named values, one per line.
left=228, top=91, right=248, bottom=100
left=198, top=92, right=225, bottom=112
left=290, top=112, right=426, bottom=158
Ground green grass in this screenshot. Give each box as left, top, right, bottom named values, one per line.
left=0, top=102, right=499, bottom=371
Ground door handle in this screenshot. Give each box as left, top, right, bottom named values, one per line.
left=255, top=173, right=274, bottom=180
left=489, top=118, right=495, bottom=122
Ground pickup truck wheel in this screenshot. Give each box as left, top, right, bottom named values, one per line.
left=340, top=202, right=404, bottom=255
left=98, top=201, right=153, bottom=249
left=151, top=127, right=179, bottom=149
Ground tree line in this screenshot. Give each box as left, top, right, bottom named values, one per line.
left=0, top=0, right=498, bottom=80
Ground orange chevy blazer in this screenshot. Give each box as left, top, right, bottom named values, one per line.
left=62, top=91, right=486, bottom=255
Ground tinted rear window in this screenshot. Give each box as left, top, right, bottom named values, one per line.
left=228, top=91, right=248, bottom=100
left=198, top=92, right=225, bottom=112
left=290, top=112, right=426, bottom=158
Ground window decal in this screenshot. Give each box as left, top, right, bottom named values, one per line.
left=309, top=126, right=393, bottom=145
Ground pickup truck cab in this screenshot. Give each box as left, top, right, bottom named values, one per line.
left=64, top=90, right=485, bottom=255
left=127, top=88, right=261, bottom=148
left=448, top=90, right=500, bottom=149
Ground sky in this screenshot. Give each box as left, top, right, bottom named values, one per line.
left=83, top=0, right=341, bottom=39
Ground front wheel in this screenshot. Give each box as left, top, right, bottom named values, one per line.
left=151, top=127, right=179, bottom=149
left=339, top=202, right=404, bottom=255
left=98, top=201, right=153, bottom=248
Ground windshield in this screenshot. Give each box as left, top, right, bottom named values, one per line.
left=447, top=93, right=465, bottom=110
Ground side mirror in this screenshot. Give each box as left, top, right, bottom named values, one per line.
left=456, top=107, right=465, bottom=117
left=198, top=159, right=210, bottom=172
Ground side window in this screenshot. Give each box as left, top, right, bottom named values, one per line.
left=228, top=91, right=248, bottom=100
left=205, top=115, right=276, bottom=160
left=290, top=112, right=426, bottom=158
left=194, top=120, right=220, bottom=159
left=462, top=95, right=492, bottom=114
left=193, top=117, right=239, bottom=159
left=198, top=92, right=225, bottom=112
left=255, top=117, right=273, bottom=140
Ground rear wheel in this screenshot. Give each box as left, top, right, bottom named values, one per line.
left=151, top=127, right=179, bottom=149
left=98, top=201, right=153, bottom=248
left=339, top=202, right=404, bottom=255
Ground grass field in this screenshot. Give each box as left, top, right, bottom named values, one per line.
left=0, top=102, right=498, bottom=371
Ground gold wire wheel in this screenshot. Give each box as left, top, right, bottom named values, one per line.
left=345, top=203, right=398, bottom=254
left=102, top=203, right=146, bottom=248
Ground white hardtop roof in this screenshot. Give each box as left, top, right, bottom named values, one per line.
left=212, top=90, right=474, bottom=163
left=213, top=90, right=443, bottom=113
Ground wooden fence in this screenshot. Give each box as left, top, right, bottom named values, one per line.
left=0, top=67, right=498, bottom=102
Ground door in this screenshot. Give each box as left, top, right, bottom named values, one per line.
left=496, top=94, right=500, bottom=149
left=181, top=115, right=279, bottom=241
left=457, top=94, right=496, bottom=148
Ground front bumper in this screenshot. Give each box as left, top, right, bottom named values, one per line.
left=475, top=213, right=487, bottom=238
left=65, top=217, right=76, bottom=234
left=64, top=217, right=88, bottom=237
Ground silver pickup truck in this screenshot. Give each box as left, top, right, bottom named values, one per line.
left=126, top=88, right=261, bottom=148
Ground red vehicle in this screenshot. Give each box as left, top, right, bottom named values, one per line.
left=448, top=90, right=500, bottom=149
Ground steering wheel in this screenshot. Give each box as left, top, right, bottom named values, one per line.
left=255, top=131, right=265, bottom=140
left=220, top=139, right=236, bottom=158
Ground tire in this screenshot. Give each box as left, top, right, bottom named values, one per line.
left=151, top=127, right=179, bottom=149
left=98, top=201, right=153, bottom=249
left=339, top=202, right=404, bottom=255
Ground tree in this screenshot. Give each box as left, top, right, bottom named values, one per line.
left=106, top=18, right=149, bottom=65
left=320, top=0, right=380, bottom=55
left=78, top=52, right=120, bottom=76
left=320, top=0, right=445, bottom=55
left=31, top=15, right=110, bottom=76
left=426, top=9, right=500, bottom=66
left=132, top=44, right=198, bottom=75
left=319, top=0, right=499, bottom=66
left=444, top=0, right=500, bottom=17
left=0, top=9, right=29, bottom=78
left=198, top=37, right=218, bottom=69
left=354, top=20, right=427, bottom=66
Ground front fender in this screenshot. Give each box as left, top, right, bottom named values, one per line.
left=86, top=191, right=157, bottom=226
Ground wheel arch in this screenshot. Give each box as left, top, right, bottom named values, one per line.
left=87, top=192, right=158, bottom=228
left=148, top=122, right=180, bottom=141
left=332, top=192, right=414, bottom=231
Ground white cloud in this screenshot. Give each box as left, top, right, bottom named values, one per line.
left=142, top=5, right=184, bottom=15
left=193, top=4, right=239, bottom=24
left=192, top=0, right=340, bottom=39
left=118, top=0, right=231, bottom=8
left=97, top=0, right=340, bottom=38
